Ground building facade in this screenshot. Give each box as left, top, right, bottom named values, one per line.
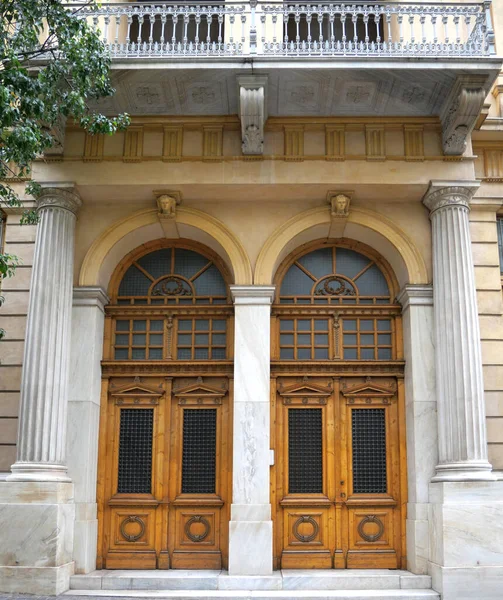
left=1, top=1, right=503, bottom=598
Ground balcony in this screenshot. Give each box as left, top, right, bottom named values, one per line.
left=77, top=1, right=502, bottom=155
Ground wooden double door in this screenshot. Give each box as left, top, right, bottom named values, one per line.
left=271, top=374, right=407, bottom=570
left=97, top=373, right=231, bottom=570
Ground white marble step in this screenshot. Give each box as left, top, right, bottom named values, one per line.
left=65, top=590, right=440, bottom=600
left=70, top=570, right=433, bottom=593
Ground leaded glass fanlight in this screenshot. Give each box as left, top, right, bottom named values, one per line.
left=279, top=246, right=391, bottom=305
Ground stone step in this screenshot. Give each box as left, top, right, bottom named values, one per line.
left=69, top=570, right=433, bottom=594
left=65, top=590, right=440, bottom=600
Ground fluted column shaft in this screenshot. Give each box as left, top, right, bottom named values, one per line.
left=9, top=185, right=82, bottom=482
left=423, top=182, right=493, bottom=481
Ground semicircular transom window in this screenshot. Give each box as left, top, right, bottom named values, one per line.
left=280, top=246, right=391, bottom=305
left=116, top=247, right=229, bottom=305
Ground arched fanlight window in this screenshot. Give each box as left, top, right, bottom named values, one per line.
left=114, top=246, right=229, bottom=305
left=279, top=246, right=392, bottom=305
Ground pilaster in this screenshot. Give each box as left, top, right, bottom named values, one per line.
left=423, top=181, right=494, bottom=482
left=228, top=285, right=275, bottom=576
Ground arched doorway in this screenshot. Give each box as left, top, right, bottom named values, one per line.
left=270, top=239, right=407, bottom=569
left=96, top=239, right=233, bottom=570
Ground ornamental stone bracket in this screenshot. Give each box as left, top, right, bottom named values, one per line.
left=327, top=191, right=352, bottom=238
left=43, top=116, right=66, bottom=158
left=154, top=190, right=182, bottom=238
left=237, top=75, right=268, bottom=156
left=440, top=75, right=488, bottom=156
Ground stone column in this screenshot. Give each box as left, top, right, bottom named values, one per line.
left=8, top=184, right=82, bottom=482
left=423, top=181, right=493, bottom=482
left=68, top=287, right=108, bottom=573
left=228, top=285, right=275, bottom=576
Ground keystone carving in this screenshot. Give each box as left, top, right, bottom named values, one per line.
left=440, top=76, right=487, bottom=156
left=154, top=190, right=182, bottom=220
left=238, top=75, right=268, bottom=156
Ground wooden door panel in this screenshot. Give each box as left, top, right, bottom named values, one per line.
left=105, top=507, right=157, bottom=569
left=281, top=507, right=333, bottom=568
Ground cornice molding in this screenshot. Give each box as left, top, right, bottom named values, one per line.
left=230, top=285, right=276, bottom=305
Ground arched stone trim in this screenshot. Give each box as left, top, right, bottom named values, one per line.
left=79, top=206, right=253, bottom=287
left=254, top=206, right=428, bottom=286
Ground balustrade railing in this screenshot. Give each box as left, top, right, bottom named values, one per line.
left=74, top=1, right=494, bottom=58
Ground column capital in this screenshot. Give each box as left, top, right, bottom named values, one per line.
left=397, top=284, right=433, bottom=311
left=73, top=286, right=109, bottom=313
left=422, top=180, right=480, bottom=214
left=37, top=183, right=82, bottom=215
left=230, top=285, right=275, bottom=305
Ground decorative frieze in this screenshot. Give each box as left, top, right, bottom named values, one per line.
left=123, top=126, right=144, bottom=162
left=284, top=126, right=304, bottom=161
left=203, top=125, right=223, bottom=161
left=404, top=125, right=424, bottom=161
left=484, top=148, right=503, bottom=180
left=162, top=125, right=183, bottom=162
left=365, top=125, right=385, bottom=161
left=83, top=132, right=104, bottom=162
left=325, top=125, right=345, bottom=161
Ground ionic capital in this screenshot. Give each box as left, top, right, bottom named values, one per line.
left=37, top=183, right=82, bottom=215
left=422, top=180, right=480, bottom=215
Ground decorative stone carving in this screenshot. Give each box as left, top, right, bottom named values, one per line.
left=154, top=190, right=182, bottom=220
left=422, top=181, right=495, bottom=481
left=440, top=76, right=488, bottom=155
left=238, top=75, right=268, bottom=156
left=327, top=191, right=352, bottom=238
left=8, top=184, right=81, bottom=482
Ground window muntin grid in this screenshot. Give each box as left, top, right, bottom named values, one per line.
left=279, top=318, right=329, bottom=360
left=181, top=409, right=217, bottom=494
left=279, top=246, right=391, bottom=305
left=351, top=408, right=387, bottom=494
left=288, top=408, right=323, bottom=494
left=116, top=246, right=228, bottom=305
left=177, top=318, right=227, bottom=360
left=114, top=319, right=164, bottom=360
left=343, top=318, right=392, bottom=360
left=117, top=408, right=154, bottom=494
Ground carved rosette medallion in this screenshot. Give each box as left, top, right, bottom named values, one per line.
left=293, top=515, right=319, bottom=543
left=185, top=515, right=211, bottom=542
left=357, top=514, right=384, bottom=543
left=120, top=515, right=146, bottom=542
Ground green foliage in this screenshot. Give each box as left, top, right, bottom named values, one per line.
left=0, top=0, right=129, bottom=339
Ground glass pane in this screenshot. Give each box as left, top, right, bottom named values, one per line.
left=136, top=248, right=171, bottom=280
left=151, top=298, right=164, bottom=305
left=344, top=348, right=357, bottom=359
left=118, top=265, right=151, bottom=296
left=378, top=334, right=391, bottom=345
left=178, top=334, right=192, bottom=345
left=193, top=264, right=227, bottom=296
left=280, top=319, right=294, bottom=331
left=281, top=348, right=294, bottom=359
left=298, top=320, right=311, bottom=331
left=288, top=408, right=323, bottom=493
left=133, top=320, right=147, bottom=331
left=314, top=334, right=328, bottom=345
left=212, top=333, right=226, bottom=345
left=336, top=247, right=371, bottom=279
left=178, top=348, right=192, bottom=359
left=298, top=348, right=311, bottom=359
left=115, top=348, right=129, bottom=360
left=117, top=408, right=153, bottom=493
left=178, top=320, right=192, bottom=331
left=355, top=264, right=389, bottom=296
left=115, top=334, right=129, bottom=345
left=314, top=320, right=328, bottom=331
left=116, top=320, right=129, bottom=331
left=132, top=348, right=146, bottom=359
left=315, top=348, right=329, bottom=359
left=297, top=334, right=311, bottom=345
left=343, top=319, right=357, bottom=331
left=213, top=319, right=226, bottom=330
left=352, top=408, right=387, bottom=493
left=175, top=248, right=210, bottom=280
left=195, top=334, right=209, bottom=345
left=344, top=334, right=357, bottom=345
left=378, top=348, right=392, bottom=360
left=360, top=320, right=374, bottom=331
left=280, top=264, right=314, bottom=296
left=133, top=334, right=146, bottom=345
left=280, top=334, right=294, bottom=345
left=377, top=319, right=391, bottom=331
left=360, top=334, right=375, bottom=345
left=195, top=319, right=209, bottom=330
left=149, top=334, right=163, bottom=345
left=298, top=247, right=333, bottom=279
left=195, top=348, right=209, bottom=359
left=182, top=409, right=217, bottom=494
left=149, top=348, right=163, bottom=359
left=212, top=347, right=226, bottom=359
left=361, top=348, right=375, bottom=359
left=150, top=320, right=163, bottom=331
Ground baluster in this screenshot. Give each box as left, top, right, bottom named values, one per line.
left=148, top=12, right=154, bottom=54
left=464, top=14, right=472, bottom=54
left=398, top=13, right=404, bottom=50
left=195, top=14, right=201, bottom=53
left=341, top=11, right=347, bottom=52
left=352, top=9, right=357, bottom=49
left=420, top=13, right=426, bottom=48
left=295, top=11, right=300, bottom=54
left=261, top=13, right=267, bottom=52
left=307, top=12, right=312, bottom=53
left=386, top=10, right=392, bottom=52
left=432, top=14, right=438, bottom=51
left=137, top=15, right=143, bottom=47
left=283, top=13, right=289, bottom=53
left=230, top=14, right=235, bottom=54
left=114, top=14, right=120, bottom=55
left=364, top=11, right=369, bottom=52
left=409, top=13, right=415, bottom=51
left=103, top=14, right=109, bottom=45
left=375, top=12, right=381, bottom=51
left=454, top=14, right=460, bottom=49
left=171, top=13, right=177, bottom=55
left=206, top=13, right=211, bottom=55
left=318, top=11, right=324, bottom=53
left=329, top=12, right=335, bottom=53
left=160, top=14, right=166, bottom=54
left=443, top=13, right=449, bottom=48
left=183, top=12, right=189, bottom=54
